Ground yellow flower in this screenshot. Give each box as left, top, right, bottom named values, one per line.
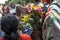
left=32, top=5, right=42, bottom=10
left=39, top=12, right=45, bottom=15
left=29, top=13, right=33, bottom=17
left=32, top=6, right=37, bottom=10
left=30, top=3, right=34, bottom=7
left=21, top=15, right=29, bottom=22
left=27, top=3, right=42, bottom=11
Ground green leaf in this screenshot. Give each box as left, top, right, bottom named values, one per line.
left=48, top=37, right=54, bottom=40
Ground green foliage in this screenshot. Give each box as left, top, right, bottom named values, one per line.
left=28, top=10, right=42, bottom=30
left=48, top=37, right=54, bottom=40
left=8, top=0, right=34, bottom=6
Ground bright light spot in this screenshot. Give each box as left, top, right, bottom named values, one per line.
left=0, top=0, right=5, bottom=4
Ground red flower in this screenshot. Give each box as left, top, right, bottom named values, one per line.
left=37, top=8, right=42, bottom=13
left=24, top=4, right=32, bottom=13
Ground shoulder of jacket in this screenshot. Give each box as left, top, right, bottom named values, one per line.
left=19, top=34, right=32, bottom=40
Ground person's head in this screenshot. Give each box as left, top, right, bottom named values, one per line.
left=16, top=6, right=21, bottom=17
left=16, top=6, right=26, bottom=18
left=1, top=14, right=19, bottom=40
left=10, top=3, right=15, bottom=8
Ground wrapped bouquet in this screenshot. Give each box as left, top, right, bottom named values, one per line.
left=21, top=3, right=45, bottom=31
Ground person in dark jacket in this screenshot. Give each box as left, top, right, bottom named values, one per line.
left=1, top=14, right=32, bottom=40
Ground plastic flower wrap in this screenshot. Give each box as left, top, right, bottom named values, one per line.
left=20, top=21, right=33, bottom=35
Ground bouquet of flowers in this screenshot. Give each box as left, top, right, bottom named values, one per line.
left=21, top=3, right=45, bottom=31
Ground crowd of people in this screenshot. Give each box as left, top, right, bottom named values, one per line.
left=0, top=0, right=60, bottom=40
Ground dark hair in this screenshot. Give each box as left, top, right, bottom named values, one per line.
left=46, top=0, right=54, bottom=4
left=16, top=6, right=21, bottom=17
left=34, top=0, right=40, bottom=2
left=1, top=14, right=19, bottom=40
left=10, top=3, right=15, bottom=9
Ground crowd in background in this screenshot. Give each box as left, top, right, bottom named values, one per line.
left=0, top=0, right=60, bottom=40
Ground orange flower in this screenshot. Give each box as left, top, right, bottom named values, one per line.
left=37, top=6, right=42, bottom=9
left=32, top=6, right=42, bottom=10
